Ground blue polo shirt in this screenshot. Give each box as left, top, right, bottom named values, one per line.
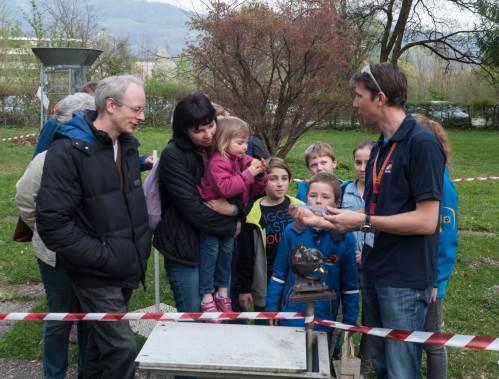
left=362, top=115, right=445, bottom=289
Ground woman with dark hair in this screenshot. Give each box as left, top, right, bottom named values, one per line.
left=153, top=93, right=238, bottom=312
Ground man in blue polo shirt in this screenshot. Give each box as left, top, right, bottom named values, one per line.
left=290, top=63, right=445, bottom=379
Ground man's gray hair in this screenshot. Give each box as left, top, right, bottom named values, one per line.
left=94, top=75, right=144, bottom=114
left=56, top=92, right=95, bottom=124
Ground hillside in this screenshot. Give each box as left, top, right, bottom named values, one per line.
left=11, top=0, right=193, bottom=54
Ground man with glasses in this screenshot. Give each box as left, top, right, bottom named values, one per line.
left=36, top=75, right=150, bottom=379
left=290, top=63, right=445, bottom=379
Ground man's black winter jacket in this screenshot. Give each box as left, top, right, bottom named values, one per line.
left=36, top=112, right=151, bottom=289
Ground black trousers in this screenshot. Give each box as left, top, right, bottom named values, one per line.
left=72, top=286, right=136, bottom=379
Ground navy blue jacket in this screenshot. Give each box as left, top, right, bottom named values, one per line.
left=362, top=116, right=445, bottom=289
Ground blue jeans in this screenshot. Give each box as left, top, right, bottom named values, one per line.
left=362, top=284, right=431, bottom=379
left=164, top=260, right=200, bottom=379
left=423, top=298, right=447, bottom=379
left=164, top=259, right=201, bottom=312
left=199, top=233, right=234, bottom=295
left=38, top=260, right=88, bottom=379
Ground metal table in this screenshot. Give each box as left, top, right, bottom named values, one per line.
left=136, top=322, right=331, bottom=378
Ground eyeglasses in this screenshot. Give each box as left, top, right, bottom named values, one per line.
left=112, top=99, right=145, bottom=114
left=361, top=64, right=383, bottom=94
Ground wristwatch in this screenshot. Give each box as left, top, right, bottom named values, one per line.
left=360, top=214, right=373, bottom=233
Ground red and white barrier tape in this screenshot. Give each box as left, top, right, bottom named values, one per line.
left=452, top=176, right=499, bottom=183
left=0, top=133, right=38, bottom=142
left=314, top=319, right=499, bottom=351
left=0, top=312, right=497, bottom=351
left=294, top=177, right=499, bottom=184
left=0, top=311, right=302, bottom=322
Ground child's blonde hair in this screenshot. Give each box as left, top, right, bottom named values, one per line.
left=413, top=114, right=452, bottom=170
left=304, top=142, right=336, bottom=167
left=214, top=116, right=250, bottom=156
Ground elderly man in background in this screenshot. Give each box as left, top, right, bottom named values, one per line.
left=16, top=92, right=94, bottom=379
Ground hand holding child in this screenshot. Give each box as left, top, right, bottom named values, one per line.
left=205, top=198, right=238, bottom=216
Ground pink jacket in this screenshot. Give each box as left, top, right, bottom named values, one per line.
left=198, top=152, right=267, bottom=207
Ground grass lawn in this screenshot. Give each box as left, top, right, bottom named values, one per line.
left=0, top=126, right=497, bottom=377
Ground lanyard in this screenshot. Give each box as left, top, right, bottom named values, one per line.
left=369, top=142, right=397, bottom=215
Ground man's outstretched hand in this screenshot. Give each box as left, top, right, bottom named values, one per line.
left=288, top=205, right=330, bottom=228
left=288, top=205, right=366, bottom=233
left=322, top=207, right=365, bottom=233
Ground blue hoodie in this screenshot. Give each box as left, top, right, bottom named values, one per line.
left=266, top=223, right=359, bottom=331
left=56, top=110, right=95, bottom=143
left=435, top=167, right=458, bottom=298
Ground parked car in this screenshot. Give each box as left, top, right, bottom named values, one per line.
left=429, top=101, right=469, bottom=120
left=407, top=101, right=471, bottom=128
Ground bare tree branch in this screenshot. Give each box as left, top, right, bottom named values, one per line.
left=188, top=0, right=357, bottom=156
left=346, top=0, right=496, bottom=71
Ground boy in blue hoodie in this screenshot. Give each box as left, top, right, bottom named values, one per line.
left=266, top=173, right=359, bottom=331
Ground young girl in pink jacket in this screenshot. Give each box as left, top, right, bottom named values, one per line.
left=198, top=116, right=267, bottom=314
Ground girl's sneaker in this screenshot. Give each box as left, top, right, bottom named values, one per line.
left=214, top=295, right=233, bottom=312
left=200, top=300, right=221, bottom=323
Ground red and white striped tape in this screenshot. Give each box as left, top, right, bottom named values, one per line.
left=294, top=177, right=499, bottom=184
left=314, top=319, right=499, bottom=351
left=0, top=311, right=302, bottom=322
left=452, top=176, right=499, bottom=183
left=0, top=312, right=497, bottom=351
left=0, top=133, right=38, bottom=142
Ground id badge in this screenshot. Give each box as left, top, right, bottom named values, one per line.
left=364, top=232, right=375, bottom=248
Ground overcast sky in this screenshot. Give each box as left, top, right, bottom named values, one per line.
left=148, top=0, right=479, bottom=27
